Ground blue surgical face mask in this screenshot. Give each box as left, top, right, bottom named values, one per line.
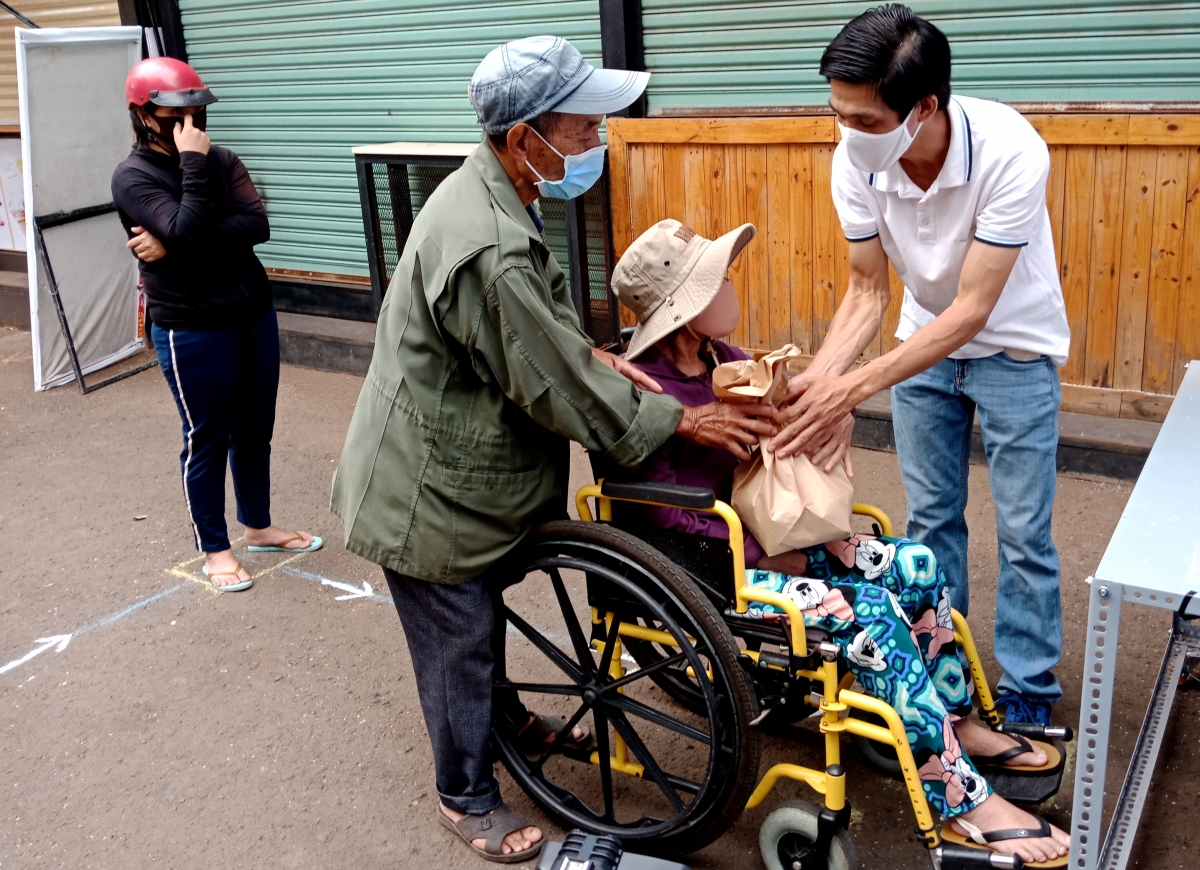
left=526, top=128, right=606, bottom=200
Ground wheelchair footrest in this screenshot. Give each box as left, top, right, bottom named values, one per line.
left=996, top=722, right=1074, bottom=743
left=985, top=764, right=1064, bottom=805
left=936, top=843, right=1024, bottom=869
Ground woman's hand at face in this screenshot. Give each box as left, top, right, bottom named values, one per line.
left=675, top=401, right=778, bottom=462
left=173, top=113, right=211, bottom=155
left=127, top=226, right=166, bottom=262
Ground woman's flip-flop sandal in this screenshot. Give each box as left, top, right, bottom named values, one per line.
left=202, top=562, right=253, bottom=593
left=518, top=713, right=596, bottom=760
left=247, top=533, right=323, bottom=553
left=941, top=816, right=1069, bottom=869
left=971, top=733, right=1064, bottom=776
left=437, top=804, right=544, bottom=864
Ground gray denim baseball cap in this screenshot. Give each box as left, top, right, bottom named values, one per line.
left=469, top=35, right=650, bottom=134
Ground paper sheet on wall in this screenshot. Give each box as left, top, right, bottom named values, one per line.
left=0, top=137, right=25, bottom=250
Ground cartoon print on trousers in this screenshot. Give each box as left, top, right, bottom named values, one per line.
left=847, top=629, right=887, bottom=671
left=826, top=533, right=897, bottom=581
left=781, top=577, right=856, bottom=620
left=917, top=716, right=989, bottom=809
left=910, top=587, right=957, bottom=663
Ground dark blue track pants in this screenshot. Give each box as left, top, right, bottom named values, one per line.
left=152, top=307, right=279, bottom=553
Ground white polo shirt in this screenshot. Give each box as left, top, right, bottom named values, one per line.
left=831, top=95, right=1070, bottom=365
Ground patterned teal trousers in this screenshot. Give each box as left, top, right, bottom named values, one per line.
left=745, top=535, right=992, bottom=817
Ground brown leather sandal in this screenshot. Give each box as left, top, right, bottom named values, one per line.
left=437, top=803, right=544, bottom=864
left=518, top=713, right=595, bottom=760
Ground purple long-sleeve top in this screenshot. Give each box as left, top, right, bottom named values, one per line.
left=628, top=341, right=767, bottom=568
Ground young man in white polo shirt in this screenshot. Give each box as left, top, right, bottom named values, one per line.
left=773, top=5, right=1071, bottom=736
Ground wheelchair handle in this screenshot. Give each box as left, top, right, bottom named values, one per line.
left=934, top=843, right=1023, bottom=869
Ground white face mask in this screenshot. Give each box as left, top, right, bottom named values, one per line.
left=838, top=106, right=923, bottom=173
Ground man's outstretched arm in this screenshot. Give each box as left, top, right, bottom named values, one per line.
left=772, top=239, right=1020, bottom=459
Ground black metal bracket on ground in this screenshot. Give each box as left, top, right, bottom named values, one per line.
left=34, top=204, right=158, bottom=395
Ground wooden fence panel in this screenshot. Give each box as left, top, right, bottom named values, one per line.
left=725, top=145, right=750, bottom=349
left=1085, top=145, right=1127, bottom=389
left=789, top=145, right=815, bottom=354
left=1176, top=146, right=1200, bottom=394
left=1141, top=146, right=1189, bottom=394
left=606, top=114, right=1200, bottom=421
left=1059, top=147, right=1095, bottom=386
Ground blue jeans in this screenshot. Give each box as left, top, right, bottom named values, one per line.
left=152, top=307, right=280, bottom=552
left=891, top=353, right=1062, bottom=703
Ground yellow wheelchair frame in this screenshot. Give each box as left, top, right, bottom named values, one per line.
left=574, top=483, right=1003, bottom=857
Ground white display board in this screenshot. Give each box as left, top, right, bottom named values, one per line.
left=17, top=27, right=143, bottom=390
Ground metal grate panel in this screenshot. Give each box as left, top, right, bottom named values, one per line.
left=358, top=154, right=620, bottom=347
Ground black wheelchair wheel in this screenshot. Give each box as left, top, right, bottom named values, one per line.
left=621, top=616, right=709, bottom=716
left=492, top=521, right=761, bottom=854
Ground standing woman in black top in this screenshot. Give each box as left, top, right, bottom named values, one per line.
left=113, top=58, right=320, bottom=591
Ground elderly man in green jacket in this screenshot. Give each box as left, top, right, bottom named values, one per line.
left=332, top=36, right=775, bottom=863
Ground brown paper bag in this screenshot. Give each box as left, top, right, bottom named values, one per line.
left=713, top=345, right=854, bottom=555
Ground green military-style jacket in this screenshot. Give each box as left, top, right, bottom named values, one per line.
left=331, top=144, right=683, bottom=584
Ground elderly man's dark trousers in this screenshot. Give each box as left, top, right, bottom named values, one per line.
left=383, top=568, right=521, bottom=815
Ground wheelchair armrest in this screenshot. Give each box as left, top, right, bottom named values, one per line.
left=600, top=480, right=717, bottom=510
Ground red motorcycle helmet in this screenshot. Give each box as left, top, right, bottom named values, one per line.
left=126, top=57, right=217, bottom=108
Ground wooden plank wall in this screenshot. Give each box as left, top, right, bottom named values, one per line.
left=607, top=115, right=1200, bottom=422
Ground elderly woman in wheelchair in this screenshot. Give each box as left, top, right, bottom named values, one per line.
left=486, top=221, right=1070, bottom=870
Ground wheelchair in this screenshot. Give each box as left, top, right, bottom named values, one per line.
left=488, top=472, right=1070, bottom=869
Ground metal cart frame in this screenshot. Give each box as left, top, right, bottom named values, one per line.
left=1070, top=360, right=1200, bottom=870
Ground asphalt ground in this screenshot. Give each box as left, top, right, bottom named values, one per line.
left=1, top=325, right=1196, bottom=870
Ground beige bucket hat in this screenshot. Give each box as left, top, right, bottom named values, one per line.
left=611, top=218, right=756, bottom=361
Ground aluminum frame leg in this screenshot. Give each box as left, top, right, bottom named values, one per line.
left=1070, top=579, right=1122, bottom=870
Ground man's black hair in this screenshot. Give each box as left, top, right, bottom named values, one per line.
left=819, top=5, right=951, bottom=117
left=486, top=111, right=562, bottom=149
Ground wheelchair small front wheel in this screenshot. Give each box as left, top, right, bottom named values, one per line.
left=759, top=800, right=860, bottom=870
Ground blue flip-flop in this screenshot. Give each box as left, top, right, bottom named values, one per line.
left=202, top=562, right=253, bottom=593
left=247, top=534, right=323, bottom=554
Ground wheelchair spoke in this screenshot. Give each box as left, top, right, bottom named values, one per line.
left=592, top=706, right=615, bottom=822
left=602, top=651, right=689, bottom=693
left=530, top=702, right=590, bottom=773
left=664, top=773, right=701, bottom=796
left=606, top=693, right=712, bottom=745
left=596, top=608, right=622, bottom=676
left=548, top=567, right=597, bottom=678
left=502, top=605, right=587, bottom=685
left=608, top=708, right=687, bottom=813
left=501, top=681, right=584, bottom=697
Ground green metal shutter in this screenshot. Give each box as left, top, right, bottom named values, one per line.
left=176, top=1, right=603, bottom=277
left=643, top=1, right=1200, bottom=111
